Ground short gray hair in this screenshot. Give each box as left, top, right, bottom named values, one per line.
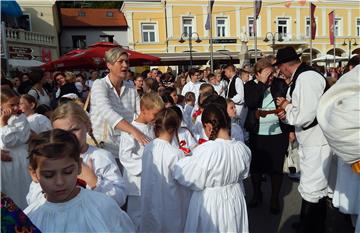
left=105, top=47, right=128, bottom=64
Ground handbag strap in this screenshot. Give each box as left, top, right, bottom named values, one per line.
left=83, top=91, right=91, bottom=111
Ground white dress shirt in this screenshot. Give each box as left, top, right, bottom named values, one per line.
left=181, top=81, right=202, bottom=103
left=90, top=75, right=140, bottom=156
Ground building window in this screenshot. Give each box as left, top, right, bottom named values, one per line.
left=106, top=11, right=113, bottom=17
left=100, top=35, right=114, bottom=43
left=216, top=17, right=227, bottom=37
left=182, top=17, right=194, bottom=37
left=78, top=11, right=86, bottom=17
left=72, top=35, right=86, bottom=49
left=305, top=17, right=317, bottom=38
left=141, top=23, right=156, bottom=43
left=357, top=18, right=360, bottom=37
left=18, top=13, right=31, bottom=31
left=277, top=17, right=290, bottom=39
left=334, top=18, right=342, bottom=36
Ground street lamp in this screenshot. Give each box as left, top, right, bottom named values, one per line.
left=179, top=32, right=202, bottom=69
left=263, top=32, right=283, bottom=55
left=342, top=38, right=358, bottom=60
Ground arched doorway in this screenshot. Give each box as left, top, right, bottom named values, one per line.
left=303, top=48, right=321, bottom=58
left=326, top=48, right=346, bottom=57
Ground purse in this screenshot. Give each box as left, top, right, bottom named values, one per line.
left=283, top=141, right=300, bottom=174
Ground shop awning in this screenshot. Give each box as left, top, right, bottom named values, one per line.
left=8, top=59, right=44, bottom=67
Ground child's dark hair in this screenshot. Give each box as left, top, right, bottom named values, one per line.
left=20, top=94, right=37, bottom=109
left=202, top=94, right=227, bottom=111
left=201, top=103, right=231, bottom=140
left=161, top=94, right=175, bottom=106
left=169, top=105, right=183, bottom=121
left=154, top=108, right=180, bottom=138
left=185, top=92, right=195, bottom=102
left=163, top=86, right=177, bottom=97
left=28, top=129, right=80, bottom=170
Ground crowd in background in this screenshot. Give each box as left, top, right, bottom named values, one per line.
left=0, top=47, right=359, bottom=233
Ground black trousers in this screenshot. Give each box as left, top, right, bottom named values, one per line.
left=298, top=197, right=327, bottom=233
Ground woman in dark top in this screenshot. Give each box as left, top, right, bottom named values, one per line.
left=244, top=58, right=293, bottom=215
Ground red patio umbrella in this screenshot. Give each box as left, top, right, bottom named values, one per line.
left=42, top=42, right=160, bottom=71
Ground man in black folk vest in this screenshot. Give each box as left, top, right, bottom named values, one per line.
left=225, top=64, right=247, bottom=129
left=275, top=46, right=332, bottom=233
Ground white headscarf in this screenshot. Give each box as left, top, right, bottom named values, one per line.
left=317, top=65, right=360, bottom=164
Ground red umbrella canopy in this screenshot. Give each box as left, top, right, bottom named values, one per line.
left=41, top=42, right=160, bottom=71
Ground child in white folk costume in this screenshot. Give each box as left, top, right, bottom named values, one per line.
left=24, top=129, right=134, bottom=232
left=227, top=98, right=245, bottom=142
left=119, top=93, right=164, bottom=230
left=140, top=108, right=191, bottom=233
left=26, top=102, right=127, bottom=207
left=173, top=103, right=252, bottom=233
left=1, top=87, right=32, bottom=209
left=170, top=105, right=197, bottom=154
left=19, top=94, right=52, bottom=134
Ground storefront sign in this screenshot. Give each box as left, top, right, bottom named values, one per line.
left=212, top=39, right=237, bottom=44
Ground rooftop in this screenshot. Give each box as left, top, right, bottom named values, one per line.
left=60, top=8, right=127, bottom=27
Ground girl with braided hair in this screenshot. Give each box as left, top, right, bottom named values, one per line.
left=173, top=103, right=252, bottom=233
left=140, top=107, right=191, bottom=233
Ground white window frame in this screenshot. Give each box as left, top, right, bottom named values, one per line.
left=277, top=17, right=291, bottom=40
left=181, top=16, right=195, bottom=38
left=305, top=16, right=318, bottom=38
left=141, top=22, right=158, bottom=43
left=247, top=16, right=261, bottom=37
left=334, top=17, right=343, bottom=37
left=357, top=18, right=360, bottom=37
left=215, top=16, right=229, bottom=37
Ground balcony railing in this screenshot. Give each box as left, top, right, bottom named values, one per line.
left=5, top=27, right=57, bottom=47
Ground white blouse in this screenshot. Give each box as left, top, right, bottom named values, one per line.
left=27, top=113, right=52, bottom=134
left=140, top=138, right=191, bottom=233
left=24, top=188, right=135, bottom=232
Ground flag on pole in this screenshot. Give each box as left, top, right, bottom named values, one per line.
left=253, top=0, right=262, bottom=35
left=285, top=0, right=292, bottom=8
left=298, top=0, right=306, bottom=6
left=310, top=3, right=316, bottom=40
left=328, top=11, right=335, bottom=45
left=255, top=0, right=262, bottom=19
left=205, top=0, right=215, bottom=30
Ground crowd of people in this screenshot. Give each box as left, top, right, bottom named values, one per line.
left=0, top=46, right=359, bottom=233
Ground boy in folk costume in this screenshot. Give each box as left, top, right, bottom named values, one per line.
left=275, top=46, right=332, bottom=233
left=119, top=93, right=164, bottom=231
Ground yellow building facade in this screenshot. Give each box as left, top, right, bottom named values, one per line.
left=122, top=0, right=360, bottom=65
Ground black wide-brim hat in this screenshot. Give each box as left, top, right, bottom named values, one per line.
left=273, top=46, right=302, bottom=66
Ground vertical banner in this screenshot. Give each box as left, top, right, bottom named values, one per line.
left=328, top=11, right=335, bottom=45
left=205, top=0, right=215, bottom=30
left=311, top=3, right=316, bottom=40
left=253, top=0, right=262, bottom=62
left=255, top=0, right=262, bottom=20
